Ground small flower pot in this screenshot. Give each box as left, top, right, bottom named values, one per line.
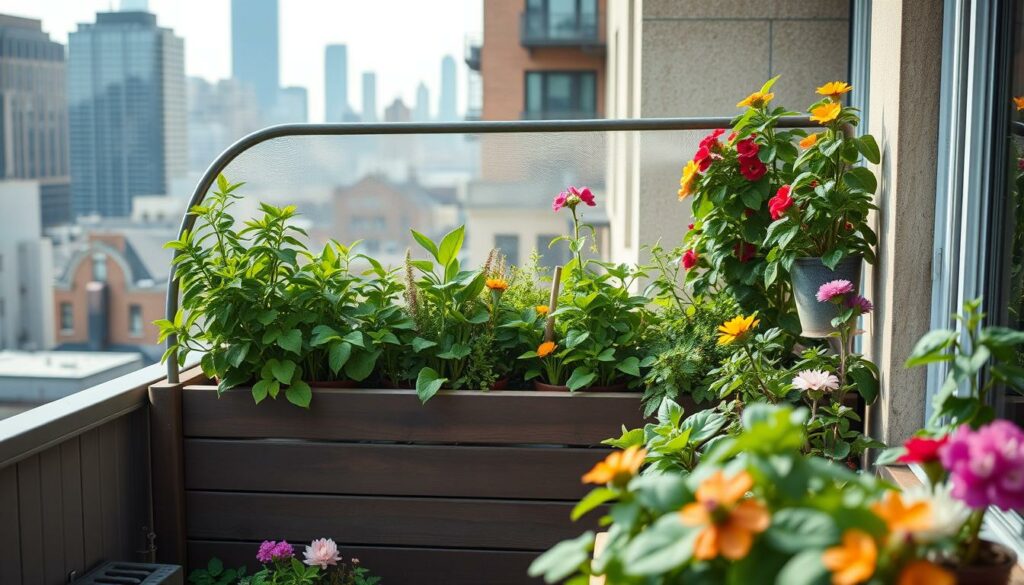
left=947, top=540, right=1018, bottom=585
left=790, top=254, right=863, bottom=338
left=533, top=381, right=571, bottom=392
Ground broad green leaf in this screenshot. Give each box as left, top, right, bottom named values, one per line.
left=774, top=549, right=831, bottom=585
left=411, top=337, right=438, bottom=353
left=328, top=341, right=352, bottom=374
left=616, top=356, right=641, bottom=377
left=437, top=225, right=465, bottom=267
left=904, top=329, right=957, bottom=367
left=848, top=365, right=879, bottom=403
left=344, top=349, right=380, bottom=382
left=277, top=329, right=303, bottom=355
left=527, top=531, right=594, bottom=581
left=416, top=367, right=447, bottom=403
left=226, top=343, right=249, bottom=368
left=285, top=380, right=312, bottom=408
left=410, top=229, right=439, bottom=261
left=252, top=379, right=277, bottom=404
left=854, top=134, right=881, bottom=164
left=566, top=368, right=597, bottom=391
left=571, top=488, right=618, bottom=521
left=764, top=508, right=839, bottom=553
left=270, top=359, right=296, bottom=385
left=622, top=515, right=697, bottom=576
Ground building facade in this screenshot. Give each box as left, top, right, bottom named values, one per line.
left=230, top=0, right=279, bottom=114
left=0, top=182, right=54, bottom=352
left=361, top=72, right=378, bottom=122
left=187, top=76, right=261, bottom=175
left=438, top=55, right=458, bottom=121
left=324, top=44, right=349, bottom=123
left=0, top=14, right=71, bottom=227
left=68, top=10, right=186, bottom=218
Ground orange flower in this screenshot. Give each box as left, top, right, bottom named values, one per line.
left=822, top=530, right=877, bottom=585
left=871, top=490, right=932, bottom=537
left=582, top=445, right=647, bottom=487
left=897, top=560, right=954, bottom=585
left=679, top=470, right=769, bottom=561
left=717, top=314, right=760, bottom=345
left=810, top=102, right=842, bottom=125
left=737, top=91, right=775, bottom=109
left=537, top=341, right=557, bottom=358
left=799, top=133, right=820, bottom=149
left=485, top=278, right=509, bottom=291
left=535, top=305, right=550, bottom=316
left=816, top=81, right=853, bottom=101
left=1013, top=96, right=1024, bottom=111
left=678, top=160, right=700, bottom=200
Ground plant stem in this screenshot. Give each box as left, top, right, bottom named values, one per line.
left=743, top=344, right=772, bottom=399
left=963, top=509, right=986, bottom=565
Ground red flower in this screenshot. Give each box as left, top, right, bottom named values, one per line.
left=576, top=186, right=596, bottom=207
left=768, top=185, right=794, bottom=220
left=681, top=249, right=699, bottom=270
left=739, top=157, right=767, bottom=181
left=734, top=242, right=756, bottom=263
left=687, top=223, right=695, bottom=230
left=694, top=146, right=715, bottom=171
left=744, top=208, right=755, bottom=218
left=898, top=435, right=949, bottom=464
left=698, top=129, right=726, bottom=152
left=727, top=132, right=737, bottom=142
left=736, top=138, right=760, bottom=159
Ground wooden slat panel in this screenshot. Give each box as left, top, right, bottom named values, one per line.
left=98, top=419, right=123, bottom=558
left=16, top=455, right=44, bottom=584
left=0, top=465, right=21, bottom=584
left=187, top=540, right=542, bottom=585
left=39, top=447, right=66, bottom=585
left=183, top=386, right=648, bottom=445
left=60, top=439, right=85, bottom=576
left=187, top=491, right=585, bottom=551
left=79, top=427, right=104, bottom=565
left=185, top=440, right=605, bottom=500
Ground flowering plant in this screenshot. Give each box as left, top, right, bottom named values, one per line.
left=189, top=538, right=379, bottom=585
left=762, top=81, right=880, bottom=275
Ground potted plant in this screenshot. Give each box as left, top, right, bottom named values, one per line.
left=762, top=80, right=881, bottom=337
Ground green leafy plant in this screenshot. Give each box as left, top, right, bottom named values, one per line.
left=604, top=398, right=731, bottom=474
left=189, top=558, right=245, bottom=585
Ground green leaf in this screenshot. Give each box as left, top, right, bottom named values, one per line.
left=226, top=343, right=249, bottom=368
left=277, top=329, right=303, bottom=355
left=310, top=325, right=340, bottom=346
left=854, top=134, right=880, bottom=164
left=821, top=248, right=844, bottom=270
left=904, top=329, right=957, bottom=367
left=285, top=380, right=312, bottom=408
left=410, top=229, right=439, bottom=261
left=616, top=356, right=641, bottom=377
left=270, top=359, right=296, bottom=385
left=844, top=166, right=877, bottom=194
left=416, top=367, right=447, bottom=403
left=602, top=426, right=645, bottom=449
left=760, top=74, right=781, bottom=93
left=437, top=343, right=472, bottom=360
left=437, top=225, right=465, bottom=267
left=411, top=336, right=437, bottom=353
left=527, top=531, right=594, bottom=582
left=328, top=341, right=352, bottom=374
left=566, top=368, right=597, bottom=391
left=848, top=365, right=879, bottom=403
left=344, top=349, right=380, bottom=382
left=764, top=508, right=839, bottom=553
left=571, top=487, right=618, bottom=521
left=622, top=515, right=697, bottom=576
left=208, top=557, right=224, bottom=576
left=775, top=549, right=831, bottom=585
left=342, top=330, right=366, bottom=348
left=252, top=379, right=277, bottom=404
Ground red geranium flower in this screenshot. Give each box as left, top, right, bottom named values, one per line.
left=898, top=435, right=949, bottom=464
left=687, top=223, right=695, bottom=230
left=734, top=242, right=757, bottom=263
left=736, top=138, right=760, bottom=159
left=739, top=157, right=767, bottom=181
left=681, top=249, right=699, bottom=270
left=768, top=185, right=794, bottom=220
left=694, top=146, right=716, bottom=171
left=698, top=129, right=726, bottom=152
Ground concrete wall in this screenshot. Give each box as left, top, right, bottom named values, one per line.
left=0, top=181, right=54, bottom=350
left=863, top=0, right=944, bottom=445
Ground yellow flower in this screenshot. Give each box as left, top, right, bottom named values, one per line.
left=537, top=341, right=557, bottom=358
left=871, top=491, right=932, bottom=537
left=737, top=91, right=775, bottom=109
left=679, top=470, right=769, bottom=561
left=582, top=445, right=647, bottom=487
left=1014, top=96, right=1024, bottom=111
left=535, top=305, right=550, bottom=316
left=717, top=314, right=760, bottom=345
left=822, top=530, right=877, bottom=585
left=810, top=102, right=842, bottom=125
left=816, top=81, right=853, bottom=101
left=485, top=278, right=509, bottom=291
left=799, top=133, right=820, bottom=149
left=678, top=160, right=700, bottom=200
left=897, top=560, right=954, bottom=585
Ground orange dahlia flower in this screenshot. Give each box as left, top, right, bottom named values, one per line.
left=816, top=81, right=853, bottom=101
left=679, top=470, right=769, bottom=561
left=536, top=341, right=557, bottom=358
left=822, top=529, right=877, bottom=585
left=582, top=445, right=646, bottom=487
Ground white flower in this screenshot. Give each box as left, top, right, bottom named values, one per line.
left=303, top=538, right=341, bottom=569
left=791, top=369, right=840, bottom=392
left=902, top=483, right=970, bottom=543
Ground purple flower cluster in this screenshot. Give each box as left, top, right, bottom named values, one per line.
left=257, top=540, right=295, bottom=564
left=846, top=294, right=873, bottom=315
left=940, top=421, right=1024, bottom=510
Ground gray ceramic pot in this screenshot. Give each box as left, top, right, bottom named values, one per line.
left=790, top=255, right=863, bottom=338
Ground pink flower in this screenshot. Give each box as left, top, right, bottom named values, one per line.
left=552, top=192, right=567, bottom=212
left=553, top=186, right=596, bottom=212
left=576, top=186, right=596, bottom=206
left=847, top=294, right=873, bottom=314
left=303, top=538, right=342, bottom=569
left=940, top=421, right=1024, bottom=510
left=257, top=540, right=294, bottom=564
left=681, top=249, right=698, bottom=270
left=791, top=369, right=840, bottom=392
left=816, top=279, right=854, bottom=303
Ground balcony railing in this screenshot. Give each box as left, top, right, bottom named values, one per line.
left=520, top=10, right=603, bottom=48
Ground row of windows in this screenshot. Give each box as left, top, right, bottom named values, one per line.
left=59, top=301, right=144, bottom=337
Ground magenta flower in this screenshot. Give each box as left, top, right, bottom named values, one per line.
left=940, top=421, right=1024, bottom=510
left=551, top=191, right=568, bottom=212
left=257, top=540, right=294, bottom=564
left=303, top=538, right=341, bottom=569
left=846, top=294, right=873, bottom=314
left=816, top=279, right=854, bottom=303
left=576, top=186, right=596, bottom=206
left=552, top=186, right=596, bottom=212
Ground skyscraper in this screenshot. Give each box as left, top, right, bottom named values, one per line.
left=231, top=0, right=279, bottom=113
left=269, top=86, right=309, bottom=125
left=413, top=82, right=430, bottom=122
left=438, top=55, right=457, bottom=121
left=0, top=14, right=71, bottom=227
left=67, top=11, right=186, bottom=218
left=361, top=72, right=378, bottom=122
left=324, top=44, right=349, bottom=123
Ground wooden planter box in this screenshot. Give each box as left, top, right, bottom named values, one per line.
left=168, top=378, right=648, bottom=585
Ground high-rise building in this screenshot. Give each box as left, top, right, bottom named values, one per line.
left=413, top=82, right=430, bottom=122
left=438, top=55, right=457, bottom=121
left=324, top=44, right=349, bottom=123
left=0, top=182, right=54, bottom=351
left=187, top=77, right=261, bottom=174
left=269, top=86, right=309, bottom=125
left=231, top=0, right=279, bottom=113
left=68, top=11, right=186, bottom=218
left=0, top=14, right=71, bottom=227
left=384, top=98, right=411, bottom=123
left=120, top=0, right=149, bottom=10
left=361, top=72, right=378, bottom=122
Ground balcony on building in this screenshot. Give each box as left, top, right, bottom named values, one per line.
left=519, top=3, right=603, bottom=50
left=464, top=34, right=481, bottom=71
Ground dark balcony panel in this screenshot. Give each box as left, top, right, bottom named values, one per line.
left=520, top=8, right=603, bottom=48
left=464, top=42, right=481, bottom=71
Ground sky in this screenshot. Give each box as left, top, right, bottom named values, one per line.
left=4, top=0, right=482, bottom=122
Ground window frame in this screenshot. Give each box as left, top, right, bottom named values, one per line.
left=523, top=70, right=598, bottom=118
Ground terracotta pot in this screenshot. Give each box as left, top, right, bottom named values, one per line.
left=533, top=381, right=571, bottom=392
left=790, top=254, right=863, bottom=338
left=947, top=541, right=1018, bottom=585
left=490, top=378, right=510, bottom=390
left=308, top=379, right=358, bottom=388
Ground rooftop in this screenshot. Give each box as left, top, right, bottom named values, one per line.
left=0, top=350, right=142, bottom=379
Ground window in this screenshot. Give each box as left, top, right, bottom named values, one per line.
left=60, top=302, right=73, bottom=333
left=91, top=252, right=107, bottom=282
left=524, top=0, right=598, bottom=41
left=494, top=234, right=520, bottom=267
left=524, top=71, right=596, bottom=118
left=129, top=304, right=143, bottom=337
left=537, top=234, right=570, bottom=269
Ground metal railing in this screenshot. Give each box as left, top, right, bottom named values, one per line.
left=164, top=115, right=815, bottom=383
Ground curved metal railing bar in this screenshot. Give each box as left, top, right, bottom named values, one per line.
left=165, top=115, right=815, bottom=382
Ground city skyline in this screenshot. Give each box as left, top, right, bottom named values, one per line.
left=1, top=0, right=481, bottom=123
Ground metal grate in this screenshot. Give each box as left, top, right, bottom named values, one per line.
left=72, top=562, right=183, bottom=585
